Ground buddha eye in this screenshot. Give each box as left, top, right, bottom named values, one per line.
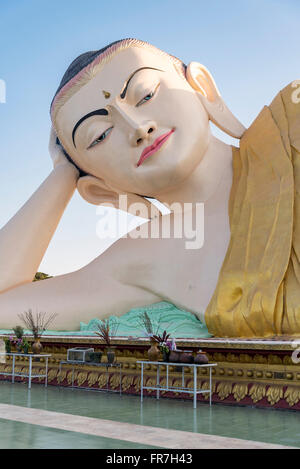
left=136, top=83, right=160, bottom=107
left=88, top=126, right=113, bottom=149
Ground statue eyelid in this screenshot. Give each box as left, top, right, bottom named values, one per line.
left=87, top=126, right=114, bottom=149
left=136, top=83, right=160, bottom=107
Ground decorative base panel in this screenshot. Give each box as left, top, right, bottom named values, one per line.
left=1, top=335, right=300, bottom=409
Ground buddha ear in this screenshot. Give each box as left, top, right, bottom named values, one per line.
left=186, top=62, right=246, bottom=139
left=77, top=175, right=119, bottom=207
left=77, top=175, right=157, bottom=218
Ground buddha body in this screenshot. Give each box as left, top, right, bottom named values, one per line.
left=0, top=39, right=299, bottom=337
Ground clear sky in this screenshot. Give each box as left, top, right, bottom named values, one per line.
left=0, top=0, right=299, bottom=275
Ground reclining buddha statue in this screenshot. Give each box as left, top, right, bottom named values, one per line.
left=0, top=38, right=300, bottom=338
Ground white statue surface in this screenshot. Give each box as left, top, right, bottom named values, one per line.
left=1, top=39, right=299, bottom=338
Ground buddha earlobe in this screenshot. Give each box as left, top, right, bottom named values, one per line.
left=77, top=175, right=156, bottom=218
left=186, top=62, right=246, bottom=139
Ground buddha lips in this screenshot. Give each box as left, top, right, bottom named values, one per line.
left=137, top=129, right=175, bottom=167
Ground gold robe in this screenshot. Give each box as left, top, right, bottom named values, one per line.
left=205, top=82, right=300, bottom=337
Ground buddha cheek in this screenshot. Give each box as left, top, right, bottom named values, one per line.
left=175, top=115, right=209, bottom=169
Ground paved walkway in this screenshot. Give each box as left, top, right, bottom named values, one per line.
left=0, top=403, right=294, bottom=449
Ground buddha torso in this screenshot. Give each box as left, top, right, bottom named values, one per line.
left=83, top=148, right=233, bottom=321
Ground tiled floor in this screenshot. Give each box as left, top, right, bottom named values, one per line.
left=0, top=403, right=291, bottom=449
left=0, top=381, right=298, bottom=448
left=0, top=417, right=155, bottom=449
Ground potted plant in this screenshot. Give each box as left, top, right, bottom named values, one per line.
left=95, top=319, right=119, bottom=364
left=12, top=326, right=24, bottom=352
left=22, top=338, right=30, bottom=355
left=152, top=331, right=172, bottom=362
left=18, top=310, right=57, bottom=354
left=3, top=336, right=13, bottom=353
left=138, top=311, right=163, bottom=361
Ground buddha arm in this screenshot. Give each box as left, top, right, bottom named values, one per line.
left=0, top=241, right=162, bottom=330
left=0, top=163, right=78, bottom=293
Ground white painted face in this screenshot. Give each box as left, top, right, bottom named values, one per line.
left=55, top=46, right=210, bottom=198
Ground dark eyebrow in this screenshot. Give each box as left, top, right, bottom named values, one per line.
left=72, top=108, right=108, bottom=147
left=72, top=68, right=164, bottom=147
left=120, top=67, right=164, bottom=99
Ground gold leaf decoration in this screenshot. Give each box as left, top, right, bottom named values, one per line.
left=134, top=377, right=141, bottom=392
left=171, top=378, right=182, bottom=395
left=233, top=383, right=248, bottom=402
left=283, top=355, right=293, bottom=366
left=268, top=355, right=282, bottom=365
left=98, top=373, right=108, bottom=389
left=35, top=368, right=44, bottom=382
left=185, top=378, right=203, bottom=390
left=239, top=354, right=253, bottom=363
left=110, top=374, right=120, bottom=389
left=249, top=384, right=266, bottom=403
left=213, top=353, right=226, bottom=362
left=186, top=379, right=194, bottom=390
left=201, top=380, right=216, bottom=399
left=253, top=354, right=268, bottom=364
left=122, top=375, right=134, bottom=391
left=20, top=366, right=28, bottom=377
left=57, top=370, right=66, bottom=384
left=284, top=387, right=300, bottom=407
left=87, top=372, right=99, bottom=387
left=76, top=372, right=88, bottom=387
left=160, top=377, right=168, bottom=394
left=266, top=385, right=283, bottom=405
left=226, top=353, right=239, bottom=363
left=217, top=382, right=232, bottom=400
left=146, top=376, right=157, bottom=391
left=67, top=370, right=76, bottom=385
left=47, top=368, right=58, bottom=383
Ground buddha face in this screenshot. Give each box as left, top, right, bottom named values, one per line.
left=55, top=46, right=210, bottom=197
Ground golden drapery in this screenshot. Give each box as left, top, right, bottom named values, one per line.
left=205, top=82, right=300, bottom=337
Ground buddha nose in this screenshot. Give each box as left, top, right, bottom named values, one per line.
left=131, top=121, right=157, bottom=147
left=109, top=101, right=157, bottom=147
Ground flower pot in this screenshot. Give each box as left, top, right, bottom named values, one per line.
left=93, top=352, right=102, bottom=363
left=194, top=351, right=209, bottom=364
left=106, top=346, right=116, bottom=364
left=169, top=350, right=180, bottom=363
left=162, top=350, right=169, bottom=362
left=179, top=350, right=194, bottom=364
left=32, top=338, right=43, bottom=355
left=148, top=340, right=160, bottom=361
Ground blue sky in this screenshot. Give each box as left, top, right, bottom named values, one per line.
left=0, top=0, right=299, bottom=275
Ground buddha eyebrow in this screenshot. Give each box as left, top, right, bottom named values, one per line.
left=72, top=68, right=164, bottom=147
left=72, top=108, right=108, bottom=147
left=120, top=67, right=164, bottom=99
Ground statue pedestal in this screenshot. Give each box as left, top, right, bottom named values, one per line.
left=1, top=335, right=300, bottom=410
